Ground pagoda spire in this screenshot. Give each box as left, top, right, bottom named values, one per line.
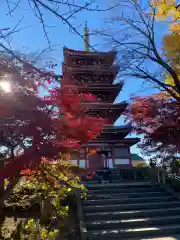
left=84, top=21, right=89, bottom=52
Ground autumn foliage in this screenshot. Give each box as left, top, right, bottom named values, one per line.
left=124, top=1, right=180, bottom=161
left=126, top=93, right=180, bottom=159
left=0, top=57, right=105, bottom=184
left=151, top=0, right=180, bottom=97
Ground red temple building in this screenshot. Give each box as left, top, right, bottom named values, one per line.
left=62, top=23, right=139, bottom=170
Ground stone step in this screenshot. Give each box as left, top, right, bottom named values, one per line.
left=86, top=215, right=180, bottom=230
left=127, top=236, right=180, bottom=240
left=86, top=182, right=152, bottom=190
left=85, top=207, right=180, bottom=221
left=86, top=191, right=170, bottom=200
left=89, top=224, right=180, bottom=239
left=88, top=186, right=165, bottom=194
left=84, top=201, right=180, bottom=213
left=84, top=195, right=176, bottom=206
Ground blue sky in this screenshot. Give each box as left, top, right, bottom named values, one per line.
left=0, top=0, right=169, bottom=158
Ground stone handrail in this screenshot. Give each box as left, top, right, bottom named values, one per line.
left=156, top=167, right=180, bottom=189
left=73, top=189, right=88, bottom=240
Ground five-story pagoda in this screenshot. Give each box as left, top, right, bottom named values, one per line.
left=62, top=23, right=139, bottom=170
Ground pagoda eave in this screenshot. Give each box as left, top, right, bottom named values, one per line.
left=83, top=138, right=140, bottom=147
left=83, top=101, right=127, bottom=109
left=83, top=102, right=127, bottom=123
left=103, top=124, right=131, bottom=132
left=80, top=87, right=121, bottom=103
left=79, top=82, right=123, bottom=100
left=79, top=82, right=123, bottom=90
left=63, top=47, right=117, bottom=58
left=98, top=125, right=132, bottom=139
left=63, top=64, right=119, bottom=75
left=98, top=132, right=130, bottom=139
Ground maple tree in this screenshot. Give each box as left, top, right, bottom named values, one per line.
left=0, top=55, right=105, bottom=182
left=126, top=93, right=180, bottom=161
left=97, top=0, right=180, bottom=161
left=125, top=1, right=180, bottom=161
left=0, top=55, right=105, bottom=239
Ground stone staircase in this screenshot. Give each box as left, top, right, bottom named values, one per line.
left=83, top=182, right=180, bottom=240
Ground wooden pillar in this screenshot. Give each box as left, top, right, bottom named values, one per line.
left=128, top=145, right=132, bottom=167
left=112, top=147, right=115, bottom=168
left=77, top=158, right=80, bottom=167
left=105, top=156, right=108, bottom=168
left=85, top=148, right=88, bottom=169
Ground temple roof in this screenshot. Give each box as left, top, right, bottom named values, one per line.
left=63, top=47, right=117, bottom=60
left=63, top=63, right=119, bottom=75
left=98, top=125, right=131, bottom=139
left=79, top=82, right=123, bottom=90
left=83, top=138, right=140, bottom=146
left=83, top=101, right=127, bottom=124
left=103, top=124, right=131, bottom=131
left=79, top=82, right=123, bottom=103
left=84, top=101, right=126, bottom=108
left=62, top=72, right=115, bottom=85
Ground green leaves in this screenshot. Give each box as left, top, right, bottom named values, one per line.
left=4, top=159, right=86, bottom=240
left=41, top=229, right=59, bottom=240
left=41, top=183, right=48, bottom=190
left=24, top=219, right=35, bottom=230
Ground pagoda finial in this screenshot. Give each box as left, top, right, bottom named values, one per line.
left=112, top=43, right=116, bottom=52
left=84, top=21, right=89, bottom=52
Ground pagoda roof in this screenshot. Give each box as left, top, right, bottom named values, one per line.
left=103, top=124, right=131, bottom=131
left=98, top=124, right=131, bottom=139
left=83, top=101, right=127, bottom=123
left=82, top=101, right=127, bottom=112
left=62, top=72, right=115, bottom=85
left=84, top=101, right=127, bottom=109
left=79, top=82, right=123, bottom=91
left=63, top=47, right=117, bottom=59
left=83, top=138, right=139, bottom=147
left=79, top=82, right=123, bottom=103
left=63, top=63, right=119, bottom=75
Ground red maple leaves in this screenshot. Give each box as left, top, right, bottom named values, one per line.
left=0, top=59, right=105, bottom=183
left=126, top=93, right=180, bottom=159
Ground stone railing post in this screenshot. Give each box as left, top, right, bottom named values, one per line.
left=162, top=170, right=166, bottom=184
left=157, top=168, right=160, bottom=183
left=74, top=189, right=88, bottom=240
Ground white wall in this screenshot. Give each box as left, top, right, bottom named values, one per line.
left=114, top=159, right=130, bottom=165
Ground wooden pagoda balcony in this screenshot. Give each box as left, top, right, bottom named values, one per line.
left=79, top=82, right=123, bottom=103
